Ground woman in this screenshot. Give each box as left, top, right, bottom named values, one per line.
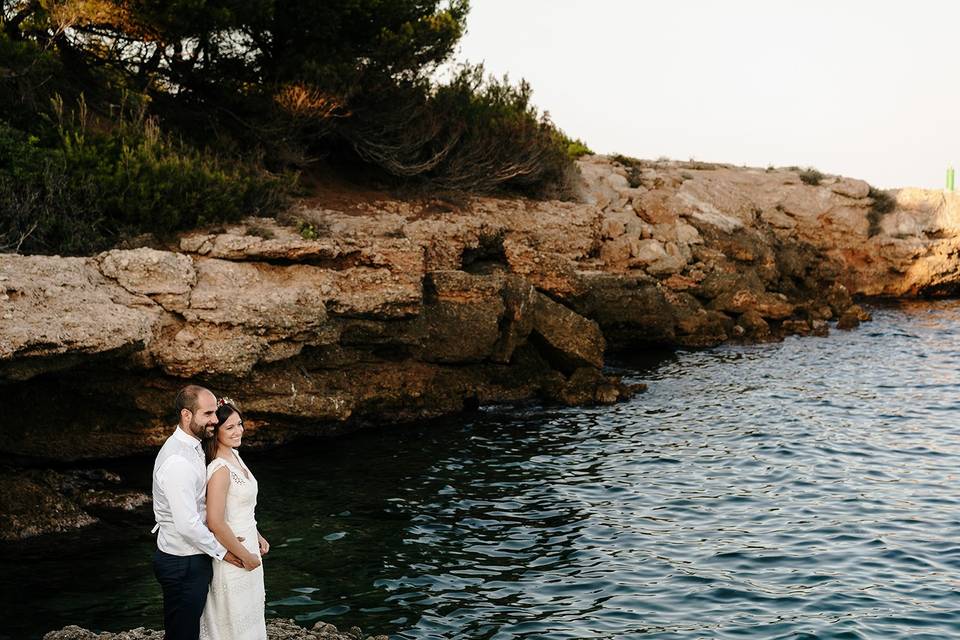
left=199, top=397, right=270, bottom=640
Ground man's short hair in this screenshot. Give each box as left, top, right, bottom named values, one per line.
left=174, top=385, right=210, bottom=418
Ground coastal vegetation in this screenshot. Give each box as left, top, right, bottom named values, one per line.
left=867, top=186, right=896, bottom=236
left=0, top=0, right=583, bottom=255
left=798, top=168, right=825, bottom=185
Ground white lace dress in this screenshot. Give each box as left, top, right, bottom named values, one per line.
left=199, top=451, right=267, bottom=640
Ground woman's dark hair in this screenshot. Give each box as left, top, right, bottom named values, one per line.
left=203, top=402, right=243, bottom=465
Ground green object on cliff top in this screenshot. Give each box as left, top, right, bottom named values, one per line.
left=948, top=166, right=955, bottom=191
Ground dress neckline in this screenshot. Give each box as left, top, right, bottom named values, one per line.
left=216, top=450, right=250, bottom=480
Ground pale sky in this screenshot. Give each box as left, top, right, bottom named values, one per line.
left=453, top=0, right=960, bottom=189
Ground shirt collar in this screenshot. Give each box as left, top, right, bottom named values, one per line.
left=173, top=426, right=202, bottom=448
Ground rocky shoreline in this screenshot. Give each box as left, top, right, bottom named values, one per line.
left=44, top=620, right=386, bottom=640
left=3, top=155, right=960, bottom=540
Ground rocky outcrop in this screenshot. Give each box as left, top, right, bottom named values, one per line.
left=4, top=155, right=960, bottom=537
left=573, top=157, right=960, bottom=343
left=0, top=467, right=150, bottom=540
left=44, top=619, right=387, bottom=640
left=0, top=233, right=639, bottom=463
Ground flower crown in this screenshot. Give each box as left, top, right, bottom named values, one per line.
left=217, top=396, right=237, bottom=408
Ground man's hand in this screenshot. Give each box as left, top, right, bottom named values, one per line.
left=222, top=536, right=247, bottom=568
left=243, top=553, right=262, bottom=571
left=258, top=533, right=270, bottom=556
left=223, top=550, right=245, bottom=569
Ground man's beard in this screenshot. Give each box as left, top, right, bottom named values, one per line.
left=189, top=415, right=212, bottom=439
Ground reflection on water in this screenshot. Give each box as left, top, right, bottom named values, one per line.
left=6, top=300, right=960, bottom=639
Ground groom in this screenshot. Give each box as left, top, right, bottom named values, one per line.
left=152, top=384, right=245, bottom=640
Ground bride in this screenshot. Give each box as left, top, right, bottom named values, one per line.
left=200, top=397, right=270, bottom=640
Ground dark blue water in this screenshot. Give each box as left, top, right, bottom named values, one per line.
left=6, top=300, right=960, bottom=639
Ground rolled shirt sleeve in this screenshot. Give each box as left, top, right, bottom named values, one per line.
left=157, top=455, right=227, bottom=560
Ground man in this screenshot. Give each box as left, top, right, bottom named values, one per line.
left=151, top=384, right=245, bottom=640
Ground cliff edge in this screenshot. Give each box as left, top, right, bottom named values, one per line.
left=2, top=155, right=959, bottom=538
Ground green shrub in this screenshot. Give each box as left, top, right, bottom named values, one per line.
left=339, top=65, right=578, bottom=197
left=798, top=168, right=824, bottom=185
left=0, top=122, right=105, bottom=254
left=866, top=186, right=896, bottom=237
left=612, top=154, right=642, bottom=167
left=2, top=0, right=588, bottom=249
left=608, top=154, right=644, bottom=188
left=563, top=137, right=593, bottom=159
left=432, top=66, right=578, bottom=197
left=245, top=225, right=276, bottom=240
left=297, top=221, right=319, bottom=240
left=0, top=104, right=293, bottom=255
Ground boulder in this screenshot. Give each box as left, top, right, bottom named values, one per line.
left=830, top=178, right=871, bottom=199
left=737, top=309, right=771, bottom=340
left=782, top=319, right=812, bottom=336
left=710, top=289, right=795, bottom=320
left=569, top=272, right=677, bottom=347
left=529, top=292, right=606, bottom=372
left=837, top=310, right=860, bottom=330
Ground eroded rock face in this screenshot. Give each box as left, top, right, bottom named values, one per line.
left=0, top=255, right=161, bottom=381
left=0, top=228, right=637, bottom=463
left=2, top=157, right=959, bottom=473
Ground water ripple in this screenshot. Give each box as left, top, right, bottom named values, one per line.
left=10, top=300, right=960, bottom=639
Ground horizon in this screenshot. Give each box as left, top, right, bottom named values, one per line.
left=454, top=0, right=960, bottom=190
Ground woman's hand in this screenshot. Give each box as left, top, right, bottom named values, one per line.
left=242, top=551, right=262, bottom=571
left=258, top=533, right=270, bottom=556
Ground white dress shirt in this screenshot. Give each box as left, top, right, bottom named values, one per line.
left=152, top=427, right=227, bottom=559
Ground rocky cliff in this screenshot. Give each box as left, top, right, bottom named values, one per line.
left=3, top=156, right=960, bottom=538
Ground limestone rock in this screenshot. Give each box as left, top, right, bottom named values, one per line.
left=837, top=309, right=860, bottom=330
left=628, top=238, right=686, bottom=275
left=154, top=324, right=267, bottom=377
left=98, top=248, right=196, bottom=296
left=847, top=304, right=872, bottom=321
left=544, top=366, right=643, bottom=406
left=737, top=309, right=771, bottom=340
left=569, top=271, right=677, bottom=347
left=811, top=319, right=829, bottom=336
left=831, top=178, right=871, bottom=199
left=0, top=255, right=160, bottom=382
left=529, top=291, right=605, bottom=372
left=672, top=301, right=729, bottom=347
left=710, top=289, right=795, bottom=320
left=503, top=239, right=582, bottom=297
left=42, top=620, right=388, bottom=640
left=417, top=270, right=505, bottom=363
left=782, top=319, right=812, bottom=336
left=599, top=234, right=640, bottom=267
left=186, top=259, right=330, bottom=331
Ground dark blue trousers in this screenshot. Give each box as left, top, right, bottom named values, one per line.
left=153, top=550, right=213, bottom=640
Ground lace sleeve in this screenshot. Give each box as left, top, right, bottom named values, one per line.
left=206, top=458, right=229, bottom=481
